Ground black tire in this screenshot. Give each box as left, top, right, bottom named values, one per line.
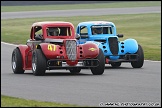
left=11, top=48, right=25, bottom=74
left=69, top=67, right=81, bottom=74
left=110, top=62, right=121, bottom=67
left=90, top=49, right=105, bottom=75
left=32, top=49, right=46, bottom=76
left=131, top=44, right=144, bottom=68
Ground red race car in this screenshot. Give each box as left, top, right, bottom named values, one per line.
left=11, top=21, right=105, bottom=76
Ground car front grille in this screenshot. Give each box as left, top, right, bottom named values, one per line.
left=108, top=37, right=118, bottom=55
left=65, top=40, right=77, bottom=61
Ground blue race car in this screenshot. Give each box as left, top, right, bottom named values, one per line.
left=76, top=21, right=144, bottom=68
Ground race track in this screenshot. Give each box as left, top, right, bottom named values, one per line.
left=1, top=6, right=161, bottom=107
left=1, top=6, right=160, bottom=19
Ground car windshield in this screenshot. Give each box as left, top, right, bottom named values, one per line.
left=91, top=25, right=113, bottom=35
left=46, top=27, right=72, bottom=36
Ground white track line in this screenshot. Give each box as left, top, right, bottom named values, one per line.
left=1, top=41, right=18, bottom=46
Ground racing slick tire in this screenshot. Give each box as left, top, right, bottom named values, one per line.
left=11, top=48, right=25, bottom=74
left=32, top=49, right=46, bottom=76
left=90, top=48, right=105, bottom=75
left=110, top=62, right=121, bottom=67
left=69, top=67, right=81, bottom=74
left=131, top=44, right=144, bottom=68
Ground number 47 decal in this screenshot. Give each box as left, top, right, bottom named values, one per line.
left=48, top=44, right=56, bottom=51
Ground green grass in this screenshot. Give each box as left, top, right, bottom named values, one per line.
left=1, top=13, right=161, bottom=61
left=1, top=95, right=85, bottom=107
left=1, top=1, right=160, bottom=12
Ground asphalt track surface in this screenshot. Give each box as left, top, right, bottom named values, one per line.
left=1, top=7, right=161, bottom=107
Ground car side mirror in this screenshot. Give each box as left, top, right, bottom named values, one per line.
left=117, top=34, right=124, bottom=38
left=75, top=33, right=80, bottom=40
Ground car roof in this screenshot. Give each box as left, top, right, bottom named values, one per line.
left=32, top=21, right=73, bottom=27
left=77, top=21, right=115, bottom=26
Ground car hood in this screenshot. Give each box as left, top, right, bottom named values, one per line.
left=44, top=38, right=64, bottom=44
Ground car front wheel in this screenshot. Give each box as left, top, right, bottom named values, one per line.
left=131, top=44, right=144, bottom=68
left=32, top=49, right=46, bottom=76
left=91, top=48, right=105, bottom=75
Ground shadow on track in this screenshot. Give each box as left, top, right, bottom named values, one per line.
left=105, top=66, right=133, bottom=69
left=11, top=71, right=93, bottom=76
left=44, top=72, right=92, bottom=76
left=10, top=66, right=143, bottom=76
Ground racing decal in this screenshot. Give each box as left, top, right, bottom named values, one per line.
left=48, top=44, right=56, bottom=51
left=89, top=47, right=97, bottom=51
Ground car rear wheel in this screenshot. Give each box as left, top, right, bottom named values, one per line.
left=32, top=49, right=46, bottom=76
left=91, top=48, right=105, bottom=75
left=131, top=44, right=144, bottom=68
left=11, top=48, right=25, bottom=74
left=69, top=67, right=81, bottom=74
left=110, top=62, right=121, bottom=67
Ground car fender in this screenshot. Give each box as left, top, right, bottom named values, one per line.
left=121, top=38, right=138, bottom=54
left=80, top=42, right=99, bottom=58
left=86, top=41, right=102, bottom=47
left=86, top=41, right=106, bottom=52
left=18, top=45, right=31, bottom=69
left=39, top=43, right=62, bottom=59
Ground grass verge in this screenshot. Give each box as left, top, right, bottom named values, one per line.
left=1, top=95, right=86, bottom=107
